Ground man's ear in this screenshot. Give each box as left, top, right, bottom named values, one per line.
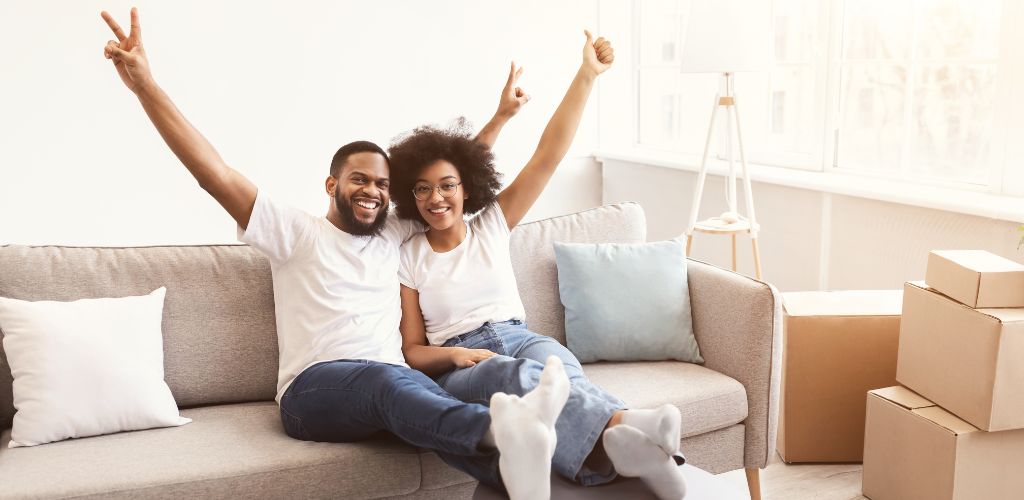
left=325, top=176, right=337, bottom=196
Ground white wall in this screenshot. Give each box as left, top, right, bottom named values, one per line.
left=602, top=160, right=1023, bottom=292
left=0, top=0, right=602, bottom=246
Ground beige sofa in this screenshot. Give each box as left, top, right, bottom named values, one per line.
left=0, top=202, right=781, bottom=499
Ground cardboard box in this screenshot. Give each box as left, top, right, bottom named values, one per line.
left=926, top=250, right=1024, bottom=308
left=897, top=281, right=1024, bottom=431
left=862, top=386, right=1024, bottom=500
left=777, top=290, right=902, bottom=463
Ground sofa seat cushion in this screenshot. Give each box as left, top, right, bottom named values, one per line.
left=0, top=402, right=425, bottom=499
left=418, top=446, right=475, bottom=491
left=583, top=361, right=748, bottom=437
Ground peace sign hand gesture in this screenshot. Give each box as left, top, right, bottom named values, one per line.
left=101, top=7, right=153, bottom=93
left=495, top=62, right=531, bottom=120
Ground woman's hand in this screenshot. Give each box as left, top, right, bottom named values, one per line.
left=581, top=30, right=614, bottom=77
left=449, top=347, right=497, bottom=368
left=474, top=63, right=531, bottom=147
left=495, top=62, right=531, bottom=120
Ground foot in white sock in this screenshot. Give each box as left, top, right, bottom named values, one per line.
left=523, top=355, right=571, bottom=426
left=604, top=424, right=688, bottom=500
left=489, top=356, right=571, bottom=500
left=621, top=404, right=682, bottom=455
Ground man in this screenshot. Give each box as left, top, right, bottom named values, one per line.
left=99, top=8, right=572, bottom=500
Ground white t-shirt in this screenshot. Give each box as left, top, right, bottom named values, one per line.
left=398, top=202, right=526, bottom=347
left=239, top=190, right=420, bottom=403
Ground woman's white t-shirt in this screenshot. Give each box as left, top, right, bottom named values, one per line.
left=398, top=202, right=526, bottom=347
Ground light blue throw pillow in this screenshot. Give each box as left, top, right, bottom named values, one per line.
left=553, top=238, right=702, bottom=364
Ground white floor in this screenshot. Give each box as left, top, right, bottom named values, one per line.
left=716, top=452, right=867, bottom=500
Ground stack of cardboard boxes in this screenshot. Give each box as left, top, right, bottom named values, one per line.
left=777, top=290, right=903, bottom=463
left=862, top=250, right=1024, bottom=500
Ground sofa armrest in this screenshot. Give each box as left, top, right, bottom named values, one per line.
left=687, top=258, right=782, bottom=469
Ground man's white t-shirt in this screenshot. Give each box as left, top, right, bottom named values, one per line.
left=398, top=202, right=526, bottom=347
left=239, top=190, right=420, bottom=403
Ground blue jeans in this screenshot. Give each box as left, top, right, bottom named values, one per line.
left=279, top=359, right=503, bottom=489
left=437, top=320, right=626, bottom=486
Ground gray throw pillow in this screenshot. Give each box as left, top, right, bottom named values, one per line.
left=553, top=238, right=702, bottom=364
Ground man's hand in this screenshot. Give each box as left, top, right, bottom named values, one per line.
left=495, top=62, right=531, bottom=120
left=98, top=7, right=257, bottom=230
left=582, top=30, right=615, bottom=77
left=101, top=7, right=153, bottom=93
left=449, top=347, right=497, bottom=369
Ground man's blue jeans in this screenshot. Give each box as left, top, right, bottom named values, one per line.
left=278, top=359, right=502, bottom=488
left=437, top=320, right=626, bottom=486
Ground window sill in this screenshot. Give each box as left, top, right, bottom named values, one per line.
left=594, top=149, right=1024, bottom=223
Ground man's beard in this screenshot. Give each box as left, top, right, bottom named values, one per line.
left=335, top=190, right=389, bottom=236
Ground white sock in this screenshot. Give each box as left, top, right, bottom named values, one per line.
left=620, top=404, right=682, bottom=455
left=604, top=424, right=688, bottom=500
left=489, top=356, right=571, bottom=500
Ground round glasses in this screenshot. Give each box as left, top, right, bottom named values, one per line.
left=412, top=182, right=462, bottom=201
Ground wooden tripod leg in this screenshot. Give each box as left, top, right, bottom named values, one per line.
left=752, top=237, right=763, bottom=280
left=686, top=234, right=694, bottom=257
left=731, top=234, right=737, bottom=271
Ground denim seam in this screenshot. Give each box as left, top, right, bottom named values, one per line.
left=278, top=402, right=301, bottom=421
left=279, top=408, right=311, bottom=440
left=508, top=335, right=529, bottom=359
left=487, top=325, right=509, bottom=356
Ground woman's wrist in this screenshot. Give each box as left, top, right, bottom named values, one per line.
left=446, top=346, right=464, bottom=363
left=578, top=64, right=599, bottom=82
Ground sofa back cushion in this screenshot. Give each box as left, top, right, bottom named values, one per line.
left=509, top=203, right=646, bottom=345
left=0, top=245, right=278, bottom=429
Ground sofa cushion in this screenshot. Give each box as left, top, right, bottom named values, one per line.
left=418, top=446, right=475, bottom=491
left=0, top=244, right=280, bottom=429
left=510, top=203, right=646, bottom=346
left=583, top=361, right=748, bottom=438
left=553, top=239, right=702, bottom=364
left=0, top=288, right=191, bottom=448
left=0, top=402, right=424, bottom=499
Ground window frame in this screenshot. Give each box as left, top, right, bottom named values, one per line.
left=628, top=0, right=1022, bottom=197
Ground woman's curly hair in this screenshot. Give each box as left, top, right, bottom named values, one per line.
left=388, top=119, right=503, bottom=225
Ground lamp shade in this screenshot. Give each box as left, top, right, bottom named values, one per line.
left=680, top=0, right=772, bottom=73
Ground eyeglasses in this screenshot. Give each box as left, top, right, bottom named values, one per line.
left=412, top=181, right=462, bottom=201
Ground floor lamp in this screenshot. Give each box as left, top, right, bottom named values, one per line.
left=680, top=0, right=771, bottom=281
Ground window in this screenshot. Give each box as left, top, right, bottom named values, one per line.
left=837, top=0, right=1002, bottom=185
left=633, top=0, right=1021, bottom=195
left=636, top=0, right=719, bottom=153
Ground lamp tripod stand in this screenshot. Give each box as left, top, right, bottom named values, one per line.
left=684, top=72, right=763, bottom=280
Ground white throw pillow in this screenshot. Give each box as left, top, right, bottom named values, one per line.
left=0, top=287, right=190, bottom=447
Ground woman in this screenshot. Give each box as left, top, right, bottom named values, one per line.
left=389, top=32, right=687, bottom=500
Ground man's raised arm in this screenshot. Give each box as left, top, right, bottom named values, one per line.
left=101, top=8, right=257, bottom=229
